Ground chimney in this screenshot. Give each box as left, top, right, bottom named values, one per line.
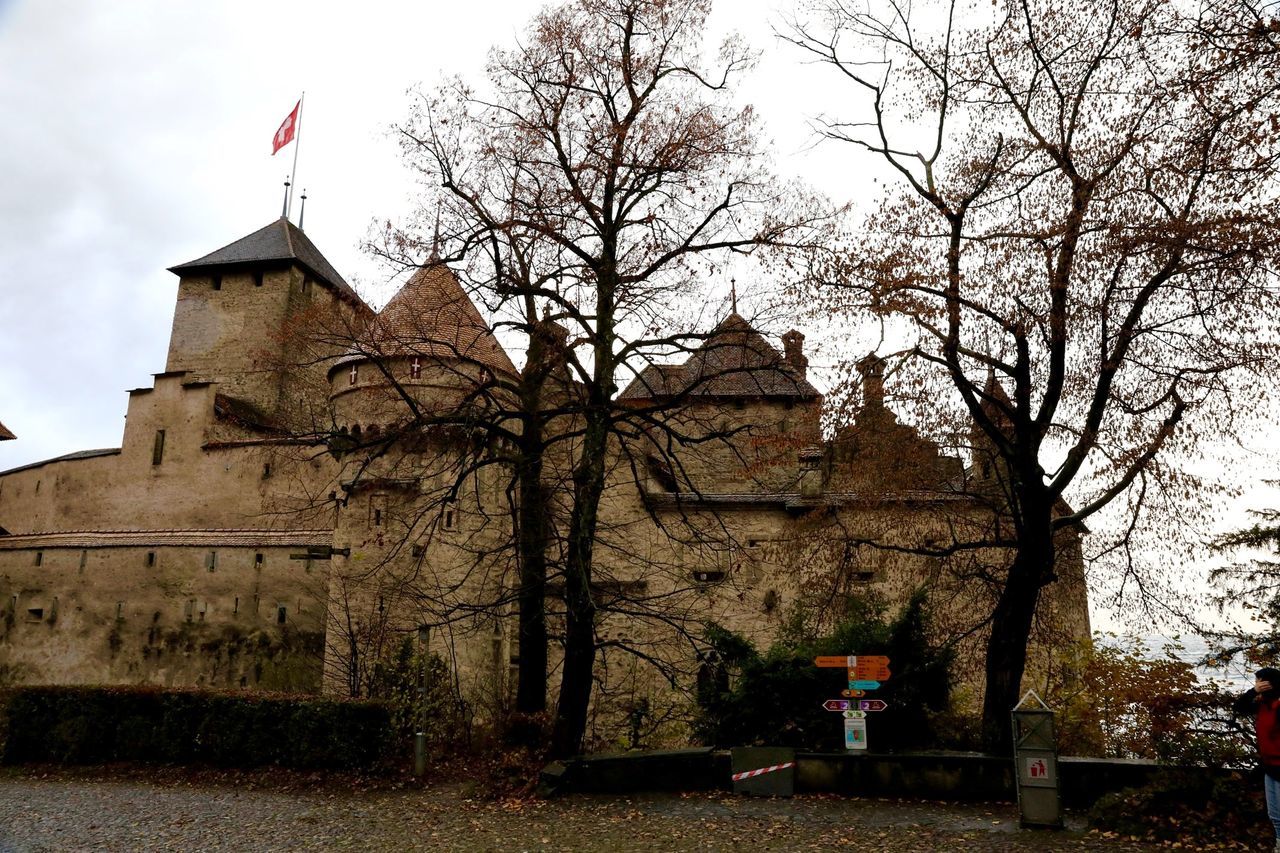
left=857, top=353, right=885, bottom=409
left=781, top=329, right=808, bottom=378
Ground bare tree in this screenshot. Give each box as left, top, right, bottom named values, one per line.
left=785, top=0, right=1280, bottom=749
left=380, top=0, right=830, bottom=755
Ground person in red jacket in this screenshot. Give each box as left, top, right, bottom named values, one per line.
left=1235, top=666, right=1280, bottom=851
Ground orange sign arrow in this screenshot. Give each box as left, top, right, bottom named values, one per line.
left=814, top=656, right=853, bottom=668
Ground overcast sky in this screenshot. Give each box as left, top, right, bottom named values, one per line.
left=2, top=0, right=1277, bottom=642
left=0, top=0, right=865, bottom=473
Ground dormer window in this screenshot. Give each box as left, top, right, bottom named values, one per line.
left=410, top=357, right=422, bottom=380
left=349, top=364, right=358, bottom=386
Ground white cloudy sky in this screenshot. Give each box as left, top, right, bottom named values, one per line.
left=0, top=0, right=866, bottom=473
left=0, top=0, right=1276, bottom=639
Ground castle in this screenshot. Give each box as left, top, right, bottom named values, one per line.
left=0, top=218, right=1090, bottom=744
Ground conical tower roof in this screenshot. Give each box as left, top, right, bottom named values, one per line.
left=0, top=419, right=14, bottom=441
left=169, top=217, right=364, bottom=306
left=619, top=313, right=820, bottom=400
left=334, top=262, right=516, bottom=377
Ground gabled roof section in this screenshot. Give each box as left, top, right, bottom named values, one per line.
left=168, top=218, right=364, bottom=306
left=0, top=448, right=120, bottom=477
left=333, top=262, right=517, bottom=377
left=619, top=313, right=821, bottom=401
left=0, top=419, right=13, bottom=441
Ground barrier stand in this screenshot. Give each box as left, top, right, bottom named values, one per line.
left=731, top=747, right=796, bottom=797
left=1012, top=689, right=1062, bottom=828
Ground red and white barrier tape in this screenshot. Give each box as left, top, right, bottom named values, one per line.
left=731, top=761, right=795, bottom=782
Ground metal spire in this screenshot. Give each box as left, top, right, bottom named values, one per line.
left=281, top=179, right=291, bottom=218
left=730, top=277, right=738, bottom=314
left=298, top=189, right=308, bottom=230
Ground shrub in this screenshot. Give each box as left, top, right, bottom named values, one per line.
left=1090, top=769, right=1269, bottom=849
left=0, top=685, right=393, bottom=770
left=1042, top=634, right=1251, bottom=766
left=694, top=590, right=954, bottom=751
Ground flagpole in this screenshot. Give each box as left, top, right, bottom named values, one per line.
left=287, top=92, right=305, bottom=220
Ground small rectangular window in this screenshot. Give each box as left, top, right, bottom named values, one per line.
left=262, top=462, right=272, bottom=479
left=692, top=570, right=726, bottom=584
left=443, top=508, right=456, bottom=530
left=146, top=551, right=156, bottom=567
left=79, top=550, right=88, bottom=573
left=211, top=275, right=222, bottom=291
left=206, top=551, right=217, bottom=572
left=116, top=602, right=124, bottom=620
left=234, top=596, right=239, bottom=615
left=255, top=552, right=264, bottom=567
left=26, top=608, right=43, bottom=621
left=277, top=606, right=287, bottom=625
left=373, top=508, right=382, bottom=527
left=152, top=429, right=166, bottom=466
left=253, top=271, right=264, bottom=287
left=33, top=551, right=42, bottom=567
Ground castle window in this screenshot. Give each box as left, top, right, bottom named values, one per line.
left=234, top=596, right=240, bottom=615
left=206, top=551, right=217, bottom=572
left=410, top=357, right=422, bottom=379
left=253, top=271, right=264, bottom=287
left=443, top=506, right=456, bottom=531
left=79, top=550, right=88, bottom=573
left=212, top=275, right=222, bottom=291
left=146, top=551, right=156, bottom=567
left=277, top=606, right=287, bottom=625
left=692, top=570, right=725, bottom=585
left=349, top=364, right=358, bottom=386
left=116, top=602, right=124, bottom=620
left=255, top=552, right=264, bottom=567
left=373, top=508, right=382, bottom=527
left=262, top=463, right=272, bottom=479
left=33, top=551, right=42, bottom=567
left=152, top=430, right=166, bottom=465
left=411, top=544, right=424, bottom=558
left=26, top=608, right=43, bottom=622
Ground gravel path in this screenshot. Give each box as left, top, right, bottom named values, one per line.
left=0, top=769, right=1167, bottom=852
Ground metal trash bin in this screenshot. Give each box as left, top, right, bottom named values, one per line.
left=1012, top=690, right=1062, bottom=828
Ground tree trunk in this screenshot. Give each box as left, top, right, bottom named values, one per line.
left=549, top=407, right=609, bottom=757
left=514, top=416, right=549, bottom=715
left=981, top=508, right=1055, bottom=753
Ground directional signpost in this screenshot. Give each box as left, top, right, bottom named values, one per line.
left=817, top=654, right=891, bottom=751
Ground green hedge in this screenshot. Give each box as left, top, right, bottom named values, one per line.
left=0, top=685, right=393, bottom=770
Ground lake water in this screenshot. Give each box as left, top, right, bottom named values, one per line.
left=1140, top=633, right=1255, bottom=692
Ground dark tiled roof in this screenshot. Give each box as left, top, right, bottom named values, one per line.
left=0, top=448, right=120, bottom=477
left=333, top=262, right=517, bottom=378
left=214, top=393, right=280, bottom=434
left=169, top=218, right=364, bottom=306
left=0, top=420, right=13, bottom=441
left=619, top=313, right=821, bottom=401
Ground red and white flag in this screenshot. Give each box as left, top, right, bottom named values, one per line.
left=272, top=100, right=300, bottom=155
